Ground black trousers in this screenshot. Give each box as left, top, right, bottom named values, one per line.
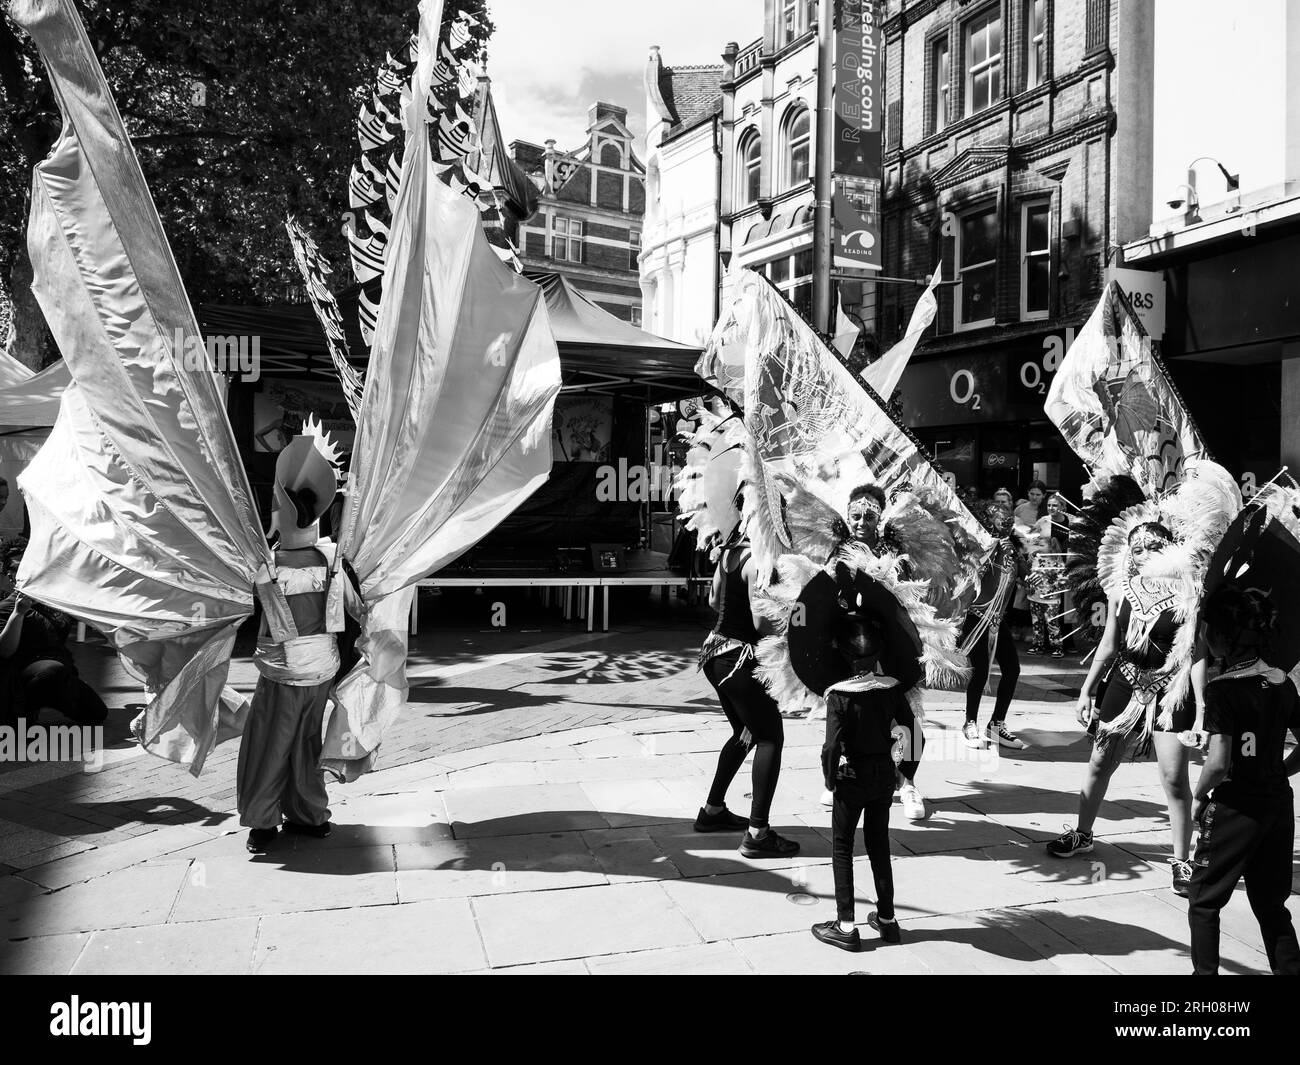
left=962, top=615, right=1019, bottom=725
left=702, top=648, right=784, bottom=830
left=1187, top=795, right=1300, bottom=975
left=830, top=759, right=895, bottom=924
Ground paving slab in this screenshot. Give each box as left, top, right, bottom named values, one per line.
left=396, top=832, right=606, bottom=900
left=73, top=917, right=258, bottom=975
left=471, top=881, right=700, bottom=968
left=1024, top=892, right=1270, bottom=975
left=20, top=825, right=211, bottom=891
left=441, top=783, right=613, bottom=839
left=2, top=862, right=189, bottom=939
left=580, top=827, right=683, bottom=883
left=585, top=940, right=754, bottom=975
left=255, top=899, right=485, bottom=974
left=0, top=931, right=90, bottom=975
left=169, top=846, right=398, bottom=923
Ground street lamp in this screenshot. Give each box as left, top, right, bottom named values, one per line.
left=1186, top=156, right=1241, bottom=213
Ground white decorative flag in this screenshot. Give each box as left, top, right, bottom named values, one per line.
left=863, top=262, right=941, bottom=398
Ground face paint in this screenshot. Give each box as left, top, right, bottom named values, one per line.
left=1129, top=527, right=1171, bottom=569
left=848, top=498, right=882, bottom=541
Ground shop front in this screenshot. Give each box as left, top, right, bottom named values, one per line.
left=893, top=332, right=1087, bottom=501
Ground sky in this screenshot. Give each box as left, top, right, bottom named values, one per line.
left=1151, top=0, right=1286, bottom=219
left=482, top=0, right=1293, bottom=215
left=483, top=0, right=757, bottom=155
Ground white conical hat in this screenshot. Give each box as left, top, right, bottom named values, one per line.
left=270, top=416, right=343, bottom=535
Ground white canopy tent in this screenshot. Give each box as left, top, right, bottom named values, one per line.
left=0, top=350, right=68, bottom=537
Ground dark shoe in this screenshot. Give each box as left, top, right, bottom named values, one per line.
left=1046, top=825, right=1093, bottom=858
left=693, top=806, right=749, bottom=833
left=812, top=920, right=861, bottom=952
left=738, top=828, right=801, bottom=858
left=1050, top=647, right=1065, bottom=658
left=1025, top=645, right=1044, bottom=656
left=283, top=820, right=332, bottom=839
left=1170, top=858, right=1193, bottom=898
left=868, top=911, right=902, bottom=944
left=246, top=827, right=279, bottom=853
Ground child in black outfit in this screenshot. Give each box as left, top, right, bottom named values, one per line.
left=811, top=611, right=920, bottom=952
left=1187, top=585, right=1300, bottom=975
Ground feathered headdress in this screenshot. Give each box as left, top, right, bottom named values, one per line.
left=674, top=405, right=746, bottom=561
left=1088, top=459, right=1240, bottom=739
left=753, top=539, right=969, bottom=722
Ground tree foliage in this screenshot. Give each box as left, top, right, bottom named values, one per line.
left=0, top=0, right=493, bottom=366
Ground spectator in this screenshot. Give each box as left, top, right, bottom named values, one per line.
left=0, top=540, right=108, bottom=728
left=1015, top=479, right=1048, bottom=527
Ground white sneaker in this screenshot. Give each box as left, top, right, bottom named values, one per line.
left=985, top=722, right=1027, bottom=750
left=898, top=782, right=929, bottom=821
left=819, top=789, right=834, bottom=808
left=962, top=721, right=984, bottom=749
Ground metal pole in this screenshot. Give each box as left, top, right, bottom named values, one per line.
left=812, top=0, right=836, bottom=336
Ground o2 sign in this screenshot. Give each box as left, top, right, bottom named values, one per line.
left=949, top=368, right=982, bottom=411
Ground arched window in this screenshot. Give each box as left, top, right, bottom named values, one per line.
left=600, top=142, right=622, bottom=168
left=738, top=129, right=761, bottom=206
left=782, top=105, right=810, bottom=189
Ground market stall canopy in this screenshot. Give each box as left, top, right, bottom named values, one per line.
left=0, top=350, right=70, bottom=428
left=199, top=270, right=704, bottom=403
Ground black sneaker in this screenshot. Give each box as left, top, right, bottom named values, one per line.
left=868, top=911, right=902, bottom=944
left=738, top=828, right=801, bottom=858
left=1170, top=858, right=1193, bottom=898
left=811, top=920, right=860, bottom=952
left=283, top=820, right=332, bottom=839
left=1045, top=825, right=1093, bottom=858
left=1050, top=647, right=1065, bottom=658
left=246, top=827, right=279, bottom=853
left=693, top=806, right=749, bottom=833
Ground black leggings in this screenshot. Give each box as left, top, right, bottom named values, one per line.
left=1187, top=795, right=1300, bottom=975
left=962, top=615, right=1020, bottom=725
left=831, top=760, right=895, bottom=923
left=702, top=648, right=784, bottom=830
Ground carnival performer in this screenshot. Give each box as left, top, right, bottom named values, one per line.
left=1043, top=465, right=1237, bottom=896
left=694, top=522, right=800, bottom=858
left=847, top=483, right=887, bottom=555
left=801, top=567, right=925, bottom=952
left=1186, top=585, right=1300, bottom=974
left=237, top=423, right=358, bottom=854
left=960, top=501, right=1028, bottom=750
left=843, top=482, right=928, bottom=820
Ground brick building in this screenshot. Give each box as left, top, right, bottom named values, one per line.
left=646, top=0, right=1158, bottom=499
left=879, top=0, right=1155, bottom=495
left=511, top=103, right=647, bottom=323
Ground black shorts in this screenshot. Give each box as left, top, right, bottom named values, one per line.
left=1092, top=667, right=1195, bottom=736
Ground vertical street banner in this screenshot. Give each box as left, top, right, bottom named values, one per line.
left=833, top=0, right=883, bottom=270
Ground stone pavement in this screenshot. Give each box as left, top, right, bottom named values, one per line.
left=0, top=593, right=1085, bottom=876
left=1, top=607, right=1295, bottom=973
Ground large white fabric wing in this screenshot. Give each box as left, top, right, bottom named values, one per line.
left=322, top=0, right=562, bottom=779
left=11, top=0, right=275, bottom=774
